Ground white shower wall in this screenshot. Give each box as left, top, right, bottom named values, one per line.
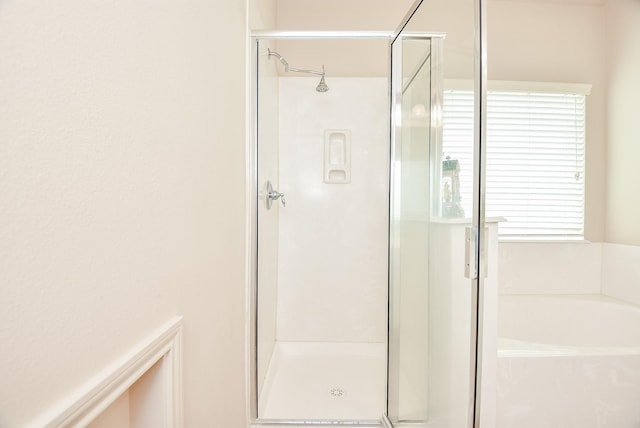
left=276, top=77, right=389, bottom=343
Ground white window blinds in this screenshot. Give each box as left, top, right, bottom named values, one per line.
left=442, top=88, right=586, bottom=239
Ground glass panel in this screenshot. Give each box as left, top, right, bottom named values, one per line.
left=255, top=38, right=281, bottom=414
left=388, top=0, right=483, bottom=426
left=388, top=37, right=432, bottom=423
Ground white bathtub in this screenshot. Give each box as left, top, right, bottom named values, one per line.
left=497, top=294, right=640, bottom=428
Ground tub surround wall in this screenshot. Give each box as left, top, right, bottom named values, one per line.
left=276, top=77, right=388, bottom=343
left=498, top=241, right=640, bottom=307
left=498, top=242, right=603, bottom=295
left=602, top=243, right=640, bottom=307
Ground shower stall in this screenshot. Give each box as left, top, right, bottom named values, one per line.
left=253, top=35, right=391, bottom=422
left=248, top=0, right=488, bottom=426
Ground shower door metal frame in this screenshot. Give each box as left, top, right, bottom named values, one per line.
left=384, top=0, right=488, bottom=426
left=247, top=0, right=487, bottom=419
left=386, top=31, right=445, bottom=426
left=247, top=30, right=395, bottom=427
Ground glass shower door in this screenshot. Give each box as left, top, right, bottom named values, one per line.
left=387, top=0, right=486, bottom=426
left=387, top=35, right=434, bottom=424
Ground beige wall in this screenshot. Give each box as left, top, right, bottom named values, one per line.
left=605, top=0, right=640, bottom=245
left=276, top=0, right=414, bottom=30
left=0, top=0, right=247, bottom=426
left=271, top=0, right=414, bottom=78
left=249, top=0, right=277, bottom=30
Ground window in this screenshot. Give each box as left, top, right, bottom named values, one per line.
left=442, top=84, right=588, bottom=239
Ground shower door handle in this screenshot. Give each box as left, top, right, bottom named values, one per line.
left=465, top=226, right=476, bottom=279
left=465, top=226, right=487, bottom=279
left=264, top=181, right=285, bottom=209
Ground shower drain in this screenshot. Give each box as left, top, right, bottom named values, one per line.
left=328, top=387, right=345, bottom=398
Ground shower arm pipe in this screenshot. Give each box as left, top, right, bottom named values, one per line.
left=267, top=49, right=325, bottom=77
left=284, top=65, right=325, bottom=77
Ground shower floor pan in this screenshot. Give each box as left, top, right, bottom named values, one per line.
left=258, top=341, right=386, bottom=421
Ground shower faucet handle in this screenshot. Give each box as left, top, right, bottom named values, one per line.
left=268, top=190, right=286, bottom=207
left=264, top=181, right=286, bottom=209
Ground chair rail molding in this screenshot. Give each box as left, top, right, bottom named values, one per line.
left=29, top=316, right=184, bottom=428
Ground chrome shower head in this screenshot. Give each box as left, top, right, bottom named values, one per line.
left=268, top=49, right=328, bottom=93
left=316, top=66, right=329, bottom=93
